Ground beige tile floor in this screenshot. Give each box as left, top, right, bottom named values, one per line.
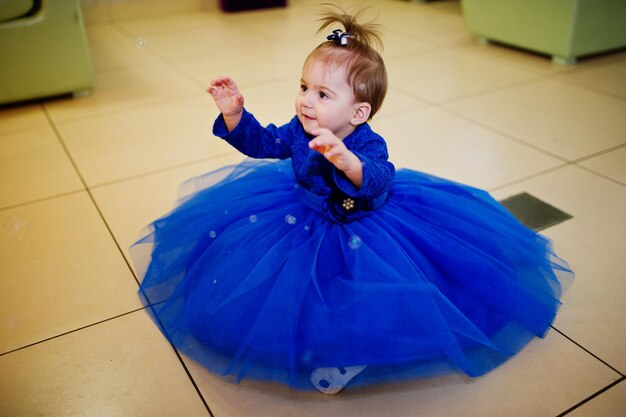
left=1, top=1, right=625, bottom=416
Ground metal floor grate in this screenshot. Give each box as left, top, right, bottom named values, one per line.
left=499, top=192, right=573, bottom=231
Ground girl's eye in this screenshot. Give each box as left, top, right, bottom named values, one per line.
left=319, top=92, right=327, bottom=99
left=300, top=85, right=307, bottom=92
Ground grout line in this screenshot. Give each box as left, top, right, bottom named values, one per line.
left=110, top=19, right=264, bottom=94
left=382, top=40, right=462, bottom=61
left=536, top=53, right=626, bottom=102
left=111, top=21, right=197, bottom=68
left=438, top=104, right=572, bottom=163
left=42, top=104, right=216, bottom=417
left=439, top=104, right=626, bottom=192
left=43, top=91, right=204, bottom=126
left=0, top=117, right=49, bottom=136
left=373, top=101, right=436, bottom=124
left=0, top=151, right=240, bottom=212
left=0, top=188, right=85, bottom=212
left=166, top=341, right=216, bottom=417
left=384, top=86, right=438, bottom=107
left=487, top=164, right=572, bottom=193
left=0, top=304, right=216, bottom=416
left=88, top=151, right=239, bottom=190
left=556, top=376, right=625, bottom=417
left=41, top=105, right=141, bottom=286
left=419, top=48, right=626, bottom=110
left=0, top=307, right=146, bottom=357
left=139, top=294, right=215, bottom=416
left=573, top=164, right=626, bottom=188
left=550, top=326, right=624, bottom=377
left=437, top=74, right=547, bottom=106
left=567, top=143, right=626, bottom=187
left=541, top=50, right=626, bottom=78
left=551, top=77, right=626, bottom=103
left=570, top=142, right=626, bottom=164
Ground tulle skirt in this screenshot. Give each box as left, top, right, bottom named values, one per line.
left=132, top=159, right=573, bottom=390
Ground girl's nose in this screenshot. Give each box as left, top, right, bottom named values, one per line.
left=302, top=92, right=313, bottom=107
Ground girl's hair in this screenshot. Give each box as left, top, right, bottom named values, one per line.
left=307, top=5, right=387, bottom=119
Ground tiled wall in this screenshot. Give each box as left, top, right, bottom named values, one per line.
left=81, top=0, right=218, bottom=25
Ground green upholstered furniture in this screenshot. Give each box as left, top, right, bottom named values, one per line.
left=0, top=0, right=93, bottom=104
left=461, top=0, right=626, bottom=65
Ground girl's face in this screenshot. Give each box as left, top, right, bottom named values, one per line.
left=296, top=58, right=359, bottom=140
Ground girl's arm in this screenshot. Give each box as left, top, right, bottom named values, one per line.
left=309, top=128, right=363, bottom=188
left=209, top=76, right=293, bottom=159
left=213, top=110, right=295, bottom=160
left=309, top=127, right=394, bottom=198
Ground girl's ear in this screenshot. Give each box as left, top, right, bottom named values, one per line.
left=351, top=102, right=372, bottom=126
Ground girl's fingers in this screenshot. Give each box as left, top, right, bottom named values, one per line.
left=311, top=144, right=338, bottom=160
left=318, top=145, right=331, bottom=154
left=310, top=134, right=334, bottom=147
left=209, top=78, right=224, bottom=87
left=309, top=131, right=346, bottom=165
left=325, top=147, right=343, bottom=160
left=214, top=76, right=236, bottom=89
left=308, top=137, right=318, bottom=149
left=308, top=139, right=332, bottom=152
left=209, top=76, right=238, bottom=92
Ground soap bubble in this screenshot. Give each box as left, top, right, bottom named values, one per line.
left=285, top=214, right=297, bottom=225
left=275, top=138, right=281, bottom=143
left=249, top=214, right=258, bottom=223
left=136, top=37, right=147, bottom=48
left=209, top=230, right=217, bottom=238
left=348, top=235, right=362, bottom=250
left=304, top=225, right=310, bottom=231
left=3, top=215, right=28, bottom=240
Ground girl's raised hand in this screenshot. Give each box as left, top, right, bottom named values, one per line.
left=207, top=76, right=244, bottom=118
left=309, top=128, right=363, bottom=187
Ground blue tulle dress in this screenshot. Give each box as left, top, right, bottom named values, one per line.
left=132, top=109, right=573, bottom=390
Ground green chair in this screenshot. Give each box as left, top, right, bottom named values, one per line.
left=461, top=0, right=626, bottom=65
left=0, top=0, right=93, bottom=105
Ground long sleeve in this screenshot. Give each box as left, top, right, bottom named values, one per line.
left=212, top=109, right=296, bottom=159
left=213, top=110, right=394, bottom=202
left=333, top=129, right=395, bottom=200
